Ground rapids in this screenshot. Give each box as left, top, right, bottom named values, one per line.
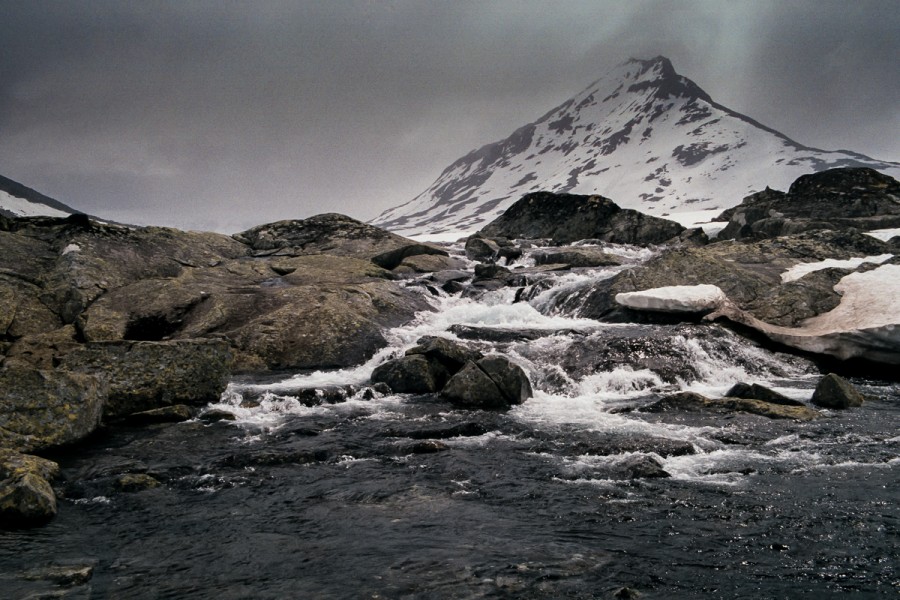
left=2, top=241, right=897, bottom=599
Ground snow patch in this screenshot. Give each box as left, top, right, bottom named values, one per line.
left=615, top=284, right=726, bottom=313
left=864, top=228, right=900, bottom=242
left=0, top=189, right=70, bottom=218
left=61, top=243, right=81, bottom=255
left=780, top=254, right=893, bottom=283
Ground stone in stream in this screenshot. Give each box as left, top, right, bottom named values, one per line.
left=811, top=373, right=865, bottom=409
left=0, top=449, right=60, bottom=528
left=371, top=354, right=446, bottom=394
left=441, top=356, right=533, bottom=409
left=646, top=391, right=820, bottom=420
left=725, top=382, right=804, bottom=407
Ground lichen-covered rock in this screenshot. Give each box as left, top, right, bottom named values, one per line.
left=61, top=339, right=231, bottom=418
left=0, top=449, right=60, bottom=528
left=0, top=368, right=106, bottom=453
left=479, top=192, right=685, bottom=245
left=811, top=373, right=865, bottom=409
left=116, top=473, right=161, bottom=492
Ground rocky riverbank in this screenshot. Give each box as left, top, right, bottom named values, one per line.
left=1, top=167, right=897, bottom=529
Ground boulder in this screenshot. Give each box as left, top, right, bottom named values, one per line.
left=116, top=473, right=161, bottom=492
left=406, top=336, right=483, bottom=372
left=622, top=455, right=670, bottom=479
left=441, top=356, right=532, bottom=409
left=717, top=168, right=900, bottom=240
left=0, top=367, right=106, bottom=453
left=811, top=373, right=865, bottom=409
left=478, top=191, right=685, bottom=245
left=724, top=382, right=804, bottom=407
left=0, top=449, right=59, bottom=528
left=371, top=354, right=445, bottom=394
left=61, top=339, right=231, bottom=418
left=121, top=404, right=195, bottom=425
left=396, top=253, right=466, bottom=273
left=532, top=247, right=622, bottom=268
left=615, top=284, right=726, bottom=314
left=465, top=236, right=501, bottom=262
left=371, top=243, right=449, bottom=270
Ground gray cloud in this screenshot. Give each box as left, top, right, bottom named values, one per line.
left=0, top=0, right=896, bottom=232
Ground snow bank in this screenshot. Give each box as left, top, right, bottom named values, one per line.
left=615, top=284, right=726, bottom=313
left=780, top=254, right=893, bottom=282
left=0, top=189, right=70, bottom=218
left=864, top=228, right=900, bottom=242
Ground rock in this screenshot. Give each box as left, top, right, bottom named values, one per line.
left=646, top=391, right=820, bottom=420
left=811, top=373, right=865, bottom=409
left=396, top=253, right=466, bottom=273
left=725, top=382, right=804, bottom=406
left=385, top=422, right=489, bottom=440
left=371, top=354, right=445, bottom=394
left=22, top=564, right=94, bottom=586
left=622, top=455, right=670, bottom=479
left=0, top=367, right=106, bottom=453
left=406, top=336, right=483, bottom=373
left=0, top=449, right=59, bottom=528
left=199, top=409, right=238, bottom=423
left=479, top=191, right=685, bottom=245
left=371, top=243, right=449, bottom=270
left=717, top=168, right=900, bottom=240
left=116, top=473, right=161, bottom=492
left=121, top=404, right=194, bottom=425
left=532, top=247, right=623, bottom=268
left=464, top=236, right=500, bottom=262
left=394, top=440, right=450, bottom=455
left=441, top=356, right=532, bottom=409
left=2, top=325, right=80, bottom=369
left=61, top=339, right=231, bottom=418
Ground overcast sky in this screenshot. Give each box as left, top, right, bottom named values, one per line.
left=1, top=1, right=898, bottom=232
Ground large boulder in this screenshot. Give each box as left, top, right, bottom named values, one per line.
left=479, top=191, right=685, bottom=245
left=0, top=367, right=106, bottom=453
left=532, top=247, right=623, bottom=268
left=60, top=339, right=232, bottom=418
left=718, top=168, right=900, bottom=240
left=0, top=449, right=60, bottom=528
left=371, top=354, right=445, bottom=394
left=811, top=373, right=865, bottom=409
left=441, top=356, right=532, bottom=409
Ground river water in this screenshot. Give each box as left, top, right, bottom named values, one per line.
left=2, top=243, right=898, bottom=599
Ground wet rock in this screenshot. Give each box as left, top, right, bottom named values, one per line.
left=22, top=564, right=94, bottom=587
left=61, top=339, right=231, bottom=419
left=718, top=168, right=900, bottom=240
left=567, top=435, right=695, bottom=458
left=385, top=422, right=489, bottom=440
left=646, top=391, right=820, bottom=420
left=811, top=373, right=865, bottom=409
left=532, top=247, right=623, bottom=268
left=473, top=263, right=527, bottom=287
left=371, top=354, right=445, bottom=394
left=0, top=367, right=106, bottom=453
left=479, top=191, right=685, bottom=245
left=406, top=336, right=483, bottom=374
left=464, top=235, right=501, bottom=262
left=448, top=325, right=584, bottom=343
left=218, top=449, right=329, bottom=468
left=725, top=382, right=804, bottom=406
left=116, top=473, right=161, bottom=492
left=199, top=409, right=237, bottom=423
left=395, top=440, right=450, bottom=455
left=623, top=455, right=670, bottom=479
left=0, top=449, right=59, bottom=528
left=121, top=404, right=194, bottom=425
left=441, top=356, right=533, bottom=409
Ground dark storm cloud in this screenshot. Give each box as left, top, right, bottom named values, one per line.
left=0, top=1, right=896, bottom=231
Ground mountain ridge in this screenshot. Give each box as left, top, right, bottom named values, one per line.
left=373, top=56, right=900, bottom=237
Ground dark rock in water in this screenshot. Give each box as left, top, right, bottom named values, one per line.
left=441, top=356, right=533, bottom=409
left=623, top=455, right=670, bottom=479
left=646, top=391, right=819, bottom=420
left=199, top=409, right=237, bottom=423
left=465, top=236, right=500, bottom=262
left=717, top=168, right=900, bottom=240
left=0, top=367, right=106, bottom=453
left=0, top=449, right=59, bottom=528
left=116, top=473, right=161, bottom=492
left=811, top=373, right=865, bottom=409
left=430, top=269, right=471, bottom=286
left=532, top=247, right=623, bottom=268
left=725, top=382, right=804, bottom=407
left=406, top=336, right=483, bottom=374
left=473, top=263, right=528, bottom=287
left=217, top=449, right=329, bottom=468
left=613, top=587, right=641, bottom=600
left=371, top=354, right=444, bottom=394
left=61, top=339, right=232, bottom=419
left=121, top=404, right=194, bottom=425
left=394, top=440, right=450, bottom=455
left=566, top=434, right=695, bottom=458
left=478, top=191, right=685, bottom=245
left=22, top=564, right=94, bottom=587
left=448, top=324, right=584, bottom=343
left=385, top=422, right=489, bottom=440
left=395, top=253, right=465, bottom=273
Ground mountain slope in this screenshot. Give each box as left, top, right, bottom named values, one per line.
left=373, top=57, right=900, bottom=237
left=0, top=175, right=78, bottom=219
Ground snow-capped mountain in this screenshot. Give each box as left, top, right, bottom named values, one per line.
left=373, top=56, right=900, bottom=237
left=0, top=174, right=78, bottom=219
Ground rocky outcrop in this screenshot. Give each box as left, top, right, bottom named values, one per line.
left=478, top=191, right=685, bottom=245
left=811, top=373, right=865, bottom=409
left=717, top=168, right=900, bottom=240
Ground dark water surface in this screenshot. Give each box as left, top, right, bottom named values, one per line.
left=2, top=379, right=897, bottom=599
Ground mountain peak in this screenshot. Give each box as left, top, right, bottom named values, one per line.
left=372, top=59, right=900, bottom=237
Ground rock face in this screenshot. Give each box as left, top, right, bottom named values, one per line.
left=478, top=192, right=685, bottom=245
left=811, top=373, right=865, bottom=409
left=718, top=168, right=900, bottom=240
